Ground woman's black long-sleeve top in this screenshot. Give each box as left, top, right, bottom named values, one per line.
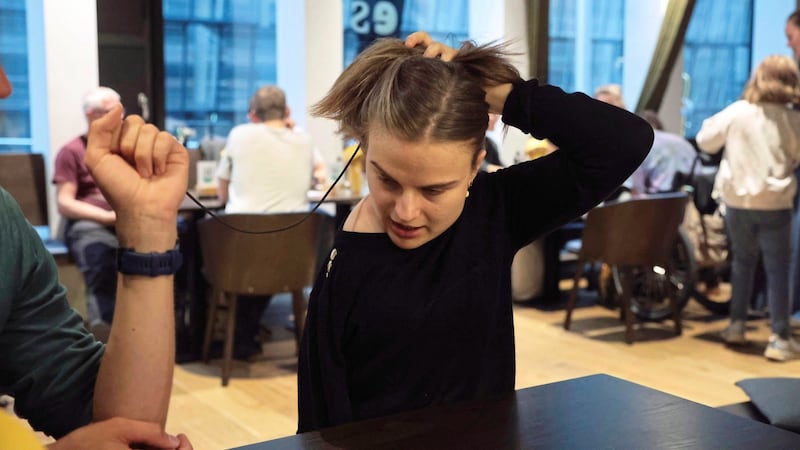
left=297, top=79, right=653, bottom=432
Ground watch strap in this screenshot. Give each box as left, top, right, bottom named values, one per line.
left=117, top=244, right=183, bottom=276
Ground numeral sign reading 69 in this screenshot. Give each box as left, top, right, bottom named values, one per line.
left=350, top=0, right=400, bottom=36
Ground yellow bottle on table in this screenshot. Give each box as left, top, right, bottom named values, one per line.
left=343, top=143, right=365, bottom=196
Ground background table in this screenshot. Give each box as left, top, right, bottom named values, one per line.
left=233, top=374, right=799, bottom=449
left=308, top=190, right=361, bottom=229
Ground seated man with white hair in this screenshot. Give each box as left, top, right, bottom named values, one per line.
left=53, top=86, right=122, bottom=338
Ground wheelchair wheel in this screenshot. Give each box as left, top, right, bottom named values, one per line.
left=611, top=229, right=696, bottom=321
left=691, top=267, right=731, bottom=315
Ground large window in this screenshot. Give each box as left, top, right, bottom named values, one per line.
left=548, top=0, right=624, bottom=96
left=0, top=0, right=30, bottom=152
left=163, top=0, right=277, bottom=147
left=548, top=0, right=576, bottom=90
left=682, top=0, right=752, bottom=137
left=343, top=0, right=469, bottom=67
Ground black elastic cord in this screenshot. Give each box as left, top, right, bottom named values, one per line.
left=184, top=144, right=361, bottom=234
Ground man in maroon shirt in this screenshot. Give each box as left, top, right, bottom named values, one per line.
left=53, top=87, right=121, bottom=338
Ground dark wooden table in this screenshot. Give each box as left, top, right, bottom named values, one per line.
left=232, top=374, right=799, bottom=449
left=179, top=192, right=224, bottom=213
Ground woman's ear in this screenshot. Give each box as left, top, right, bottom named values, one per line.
left=473, top=149, right=486, bottom=174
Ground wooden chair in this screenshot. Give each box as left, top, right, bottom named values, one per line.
left=563, top=192, right=689, bottom=344
left=0, top=153, right=48, bottom=224
left=198, top=212, right=330, bottom=386
left=0, top=152, right=71, bottom=263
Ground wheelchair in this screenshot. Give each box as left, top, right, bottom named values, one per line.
left=607, top=153, right=734, bottom=321
left=609, top=227, right=697, bottom=321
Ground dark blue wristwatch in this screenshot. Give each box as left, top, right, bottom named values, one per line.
left=116, top=244, right=183, bottom=276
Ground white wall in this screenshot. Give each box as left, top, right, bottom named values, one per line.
left=622, top=0, right=667, bottom=112
left=752, top=0, right=795, bottom=69
left=659, top=51, right=684, bottom=135
left=304, top=0, right=344, bottom=168
left=469, top=0, right=530, bottom=165
left=622, top=0, right=685, bottom=133
left=469, top=0, right=505, bottom=46
left=622, top=0, right=689, bottom=134
left=42, top=0, right=99, bottom=232
left=277, top=0, right=343, bottom=171
left=276, top=0, right=307, bottom=131
left=499, top=0, right=531, bottom=165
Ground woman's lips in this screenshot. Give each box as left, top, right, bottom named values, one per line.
left=390, top=220, right=423, bottom=239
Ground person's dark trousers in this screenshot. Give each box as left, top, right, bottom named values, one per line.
left=234, top=294, right=272, bottom=359
left=65, top=219, right=118, bottom=325
left=725, top=207, right=792, bottom=338
left=789, top=168, right=800, bottom=317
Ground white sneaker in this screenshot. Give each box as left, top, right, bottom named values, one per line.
left=763, top=335, right=800, bottom=362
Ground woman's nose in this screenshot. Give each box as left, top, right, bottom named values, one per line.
left=394, top=191, right=420, bottom=222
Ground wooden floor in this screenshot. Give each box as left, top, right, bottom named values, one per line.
left=166, top=288, right=800, bottom=450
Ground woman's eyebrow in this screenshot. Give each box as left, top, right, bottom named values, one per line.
left=421, top=180, right=459, bottom=190
left=371, top=161, right=459, bottom=190
left=371, top=161, right=392, bottom=178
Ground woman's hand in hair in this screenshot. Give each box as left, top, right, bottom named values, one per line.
left=405, top=31, right=513, bottom=114
left=484, top=83, right=513, bottom=114
left=404, top=31, right=458, bottom=62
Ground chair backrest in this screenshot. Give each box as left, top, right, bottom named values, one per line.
left=579, top=192, right=688, bottom=267
left=197, top=212, right=329, bottom=295
left=0, top=153, right=49, bottom=226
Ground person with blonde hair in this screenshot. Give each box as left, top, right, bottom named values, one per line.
left=697, top=54, right=800, bottom=361
left=297, top=32, right=652, bottom=431
left=593, top=83, right=626, bottom=109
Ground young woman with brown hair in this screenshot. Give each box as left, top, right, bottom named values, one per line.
left=297, top=32, right=653, bottom=431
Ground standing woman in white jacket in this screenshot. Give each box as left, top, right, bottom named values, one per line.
left=696, top=55, right=800, bottom=361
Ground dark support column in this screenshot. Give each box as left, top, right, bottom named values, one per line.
left=526, top=0, right=550, bottom=82
left=635, top=0, right=696, bottom=114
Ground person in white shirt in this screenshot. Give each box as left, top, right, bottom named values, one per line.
left=696, top=55, right=800, bottom=361
left=215, top=85, right=315, bottom=359
left=216, top=85, right=314, bottom=214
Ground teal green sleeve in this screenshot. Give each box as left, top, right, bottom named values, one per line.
left=0, top=188, right=104, bottom=439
